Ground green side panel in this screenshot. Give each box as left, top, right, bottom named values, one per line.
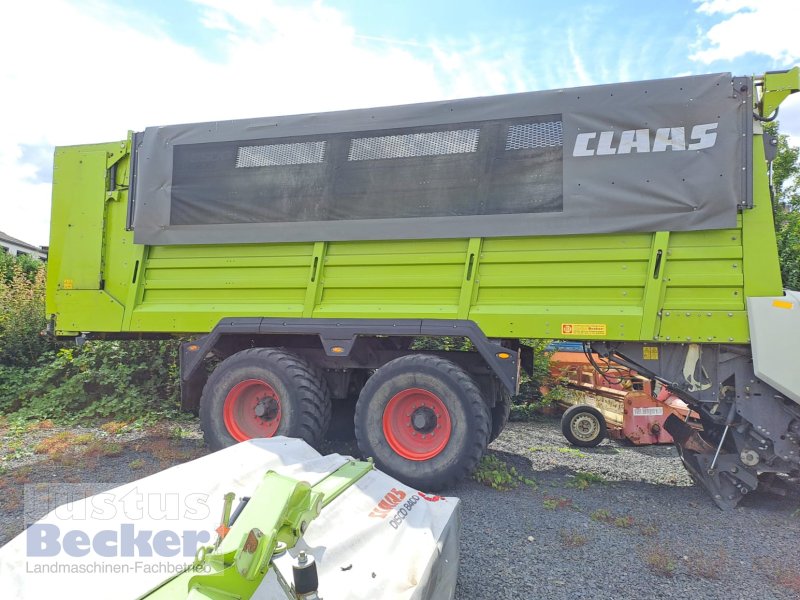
left=47, top=148, right=108, bottom=291
left=315, top=239, right=467, bottom=319
left=46, top=141, right=135, bottom=334
left=742, top=124, right=784, bottom=298
left=54, top=290, right=125, bottom=332
left=47, top=113, right=784, bottom=345
left=130, top=242, right=316, bottom=331
left=469, top=234, right=651, bottom=339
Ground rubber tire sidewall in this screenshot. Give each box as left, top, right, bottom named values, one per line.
left=561, top=404, right=607, bottom=448
left=200, top=348, right=329, bottom=450
left=354, top=355, right=490, bottom=491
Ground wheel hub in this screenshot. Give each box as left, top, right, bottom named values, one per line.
left=571, top=413, right=600, bottom=441
left=411, top=407, right=437, bottom=433
left=223, top=379, right=283, bottom=442
left=254, top=396, right=279, bottom=421
left=382, top=388, right=452, bottom=461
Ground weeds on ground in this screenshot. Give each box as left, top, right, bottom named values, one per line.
left=472, top=454, right=537, bottom=491
left=685, top=549, right=726, bottom=580
left=772, top=565, right=800, bottom=594
left=34, top=431, right=96, bottom=457
left=590, top=508, right=635, bottom=528
left=169, top=426, right=193, bottom=440
left=557, top=447, right=587, bottom=458
left=542, top=495, right=573, bottom=510
left=755, top=558, right=800, bottom=594
left=560, top=530, right=588, bottom=548
left=528, top=445, right=588, bottom=459
left=100, top=421, right=129, bottom=435
left=26, top=419, right=54, bottom=432
left=145, top=439, right=195, bottom=463
left=644, top=548, right=677, bottom=577
left=638, top=523, right=659, bottom=537
left=567, top=471, right=606, bottom=490
left=82, top=441, right=124, bottom=459
left=128, top=458, right=145, bottom=470
left=1, top=437, right=32, bottom=463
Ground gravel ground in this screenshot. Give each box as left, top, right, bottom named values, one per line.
left=1, top=417, right=799, bottom=599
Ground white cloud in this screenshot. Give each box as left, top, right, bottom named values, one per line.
left=691, top=0, right=800, bottom=64
left=0, top=0, right=533, bottom=245
left=691, top=0, right=800, bottom=145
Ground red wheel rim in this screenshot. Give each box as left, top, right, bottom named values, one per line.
left=382, top=388, right=452, bottom=461
left=223, top=379, right=282, bottom=442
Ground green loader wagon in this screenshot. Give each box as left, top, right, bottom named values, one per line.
left=47, top=68, right=800, bottom=508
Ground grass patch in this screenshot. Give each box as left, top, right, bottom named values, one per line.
left=145, top=439, right=195, bottom=463
left=472, top=454, right=537, bottom=491
left=590, top=508, right=635, bottom=528
left=129, top=458, right=146, bottom=470
left=557, top=447, right=587, bottom=458
left=638, top=523, right=659, bottom=537
left=644, top=548, right=677, bottom=577
left=542, top=495, right=573, bottom=510
left=560, top=530, right=588, bottom=548
left=772, top=565, right=800, bottom=594
left=100, top=421, right=129, bottom=435
left=686, top=550, right=726, bottom=580
left=82, top=441, right=124, bottom=458
left=33, top=431, right=96, bottom=457
left=567, top=471, right=606, bottom=490
left=26, top=419, right=55, bottom=432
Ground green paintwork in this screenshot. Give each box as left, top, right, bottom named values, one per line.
left=760, top=67, right=799, bottom=118
left=140, top=459, right=373, bottom=600
left=46, top=72, right=796, bottom=345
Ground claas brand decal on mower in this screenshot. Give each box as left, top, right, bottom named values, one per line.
left=368, top=488, right=423, bottom=529
left=418, top=492, right=445, bottom=502
left=572, top=122, right=718, bottom=157
left=368, top=488, right=407, bottom=519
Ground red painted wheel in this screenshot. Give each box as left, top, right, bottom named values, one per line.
left=222, top=379, right=282, bottom=442
left=382, top=388, right=453, bottom=461
left=355, top=354, right=491, bottom=490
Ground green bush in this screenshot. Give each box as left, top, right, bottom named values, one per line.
left=0, top=251, right=42, bottom=284
left=4, top=340, right=181, bottom=422
left=0, top=260, right=54, bottom=367
left=764, top=121, right=800, bottom=290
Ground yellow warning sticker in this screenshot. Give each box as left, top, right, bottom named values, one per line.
left=772, top=299, right=794, bottom=310
left=643, top=346, right=659, bottom=361
left=63, top=279, right=73, bottom=290
left=561, top=323, right=607, bottom=336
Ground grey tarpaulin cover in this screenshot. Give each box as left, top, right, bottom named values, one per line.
left=131, top=72, right=751, bottom=245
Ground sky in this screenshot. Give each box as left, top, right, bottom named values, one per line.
left=2, top=0, right=800, bottom=246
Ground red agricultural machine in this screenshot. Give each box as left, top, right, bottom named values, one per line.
left=545, top=345, right=699, bottom=447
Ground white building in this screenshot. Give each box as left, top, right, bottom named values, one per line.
left=0, top=230, right=48, bottom=261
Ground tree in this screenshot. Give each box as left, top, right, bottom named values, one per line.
left=764, top=121, right=800, bottom=290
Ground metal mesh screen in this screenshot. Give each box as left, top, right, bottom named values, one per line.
left=169, top=115, right=564, bottom=227
left=505, top=121, right=563, bottom=150
left=348, top=129, right=480, bottom=161
left=235, top=141, right=327, bottom=167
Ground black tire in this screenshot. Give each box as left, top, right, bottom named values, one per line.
left=489, top=390, right=512, bottom=443
left=561, top=404, right=606, bottom=448
left=200, top=348, right=331, bottom=450
left=354, top=354, right=491, bottom=491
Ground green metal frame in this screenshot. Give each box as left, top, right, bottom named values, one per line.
left=45, top=70, right=798, bottom=346
left=140, top=459, right=373, bottom=600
